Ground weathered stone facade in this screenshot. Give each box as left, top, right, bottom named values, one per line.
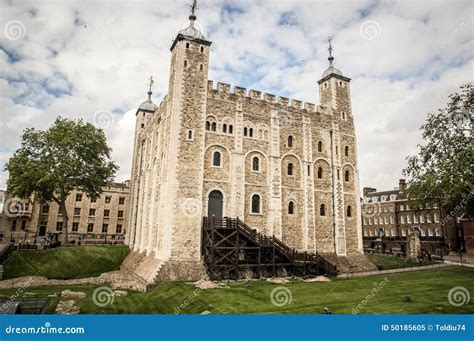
left=125, top=13, right=364, bottom=283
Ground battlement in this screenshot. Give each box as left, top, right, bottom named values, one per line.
left=207, top=80, right=321, bottom=113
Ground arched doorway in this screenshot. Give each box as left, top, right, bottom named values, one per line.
left=39, top=224, right=46, bottom=236
left=208, top=190, right=223, bottom=219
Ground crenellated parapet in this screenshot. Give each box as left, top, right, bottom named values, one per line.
left=207, top=80, right=328, bottom=114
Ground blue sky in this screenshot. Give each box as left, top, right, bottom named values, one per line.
left=0, top=0, right=473, bottom=192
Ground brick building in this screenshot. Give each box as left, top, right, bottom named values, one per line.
left=124, top=8, right=372, bottom=284
left=0, top=182, right=130, bottom=245
left=361, top=179, right=459, bottom=256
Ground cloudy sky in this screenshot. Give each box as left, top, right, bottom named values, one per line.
left=0, top=0, right=472, bottom=192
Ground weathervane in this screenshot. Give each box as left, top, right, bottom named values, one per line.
left=327, top=37, right=334, bottom=66
left=147, top=75, right=154, bottom=99
left=189, top=0, right=197, bottom=20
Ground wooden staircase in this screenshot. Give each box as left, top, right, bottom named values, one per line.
left=202, top=217, right=338, bottom=280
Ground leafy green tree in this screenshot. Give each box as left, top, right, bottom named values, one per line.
left=403, top=83, right=473, bottom=218
left=5, top=117, right=118, bottom=245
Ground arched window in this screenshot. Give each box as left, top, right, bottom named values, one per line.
left=229, top=125, right=233, bottom=134
left=249, top=128, right=254, bottom=137
left=317, top=167, right=323, bottom=179
left=317, top=141, right=323, bottom=152
left=244, top=127, right=248, bottom=136
left=205, top=121, right=210, bottom=131
left=223, top=124, right=227, bottom=133
left=288, top=202, right=294, bottom=215
left=199, top=64, right=203, bottom=71
left=341, top=112, right=346, bottom=120
left=287, top=135, right=293, bottom=148
left=211, top=122, right=216, bottom=131
left=251, top=194, right=260, bottom=214
left=347, top=205, right=352, bottom=217
left=344, top=146, right=349, bottom=156
left=287, top=163, right=293, bottom=176
left=184, top=60, right=188, bottom=68
left=307, top=165, right=310, bottom=176
left=187, top=130, right=193, bottom=140
left=344, top=170, right=350, bottom=182
left=186, top=42, right=190, bottom=49
left=320, top=204, right=326, bottom=216
left=213, top=151, right=221, bottom=167
left=252, top=156, right=259, bottom=171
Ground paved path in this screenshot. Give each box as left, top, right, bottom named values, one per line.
left=338, top=263, right=453, bottom=278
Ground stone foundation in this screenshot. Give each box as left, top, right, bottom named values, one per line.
left=121, top=249, right=207, bottom=291
left=319, top=252, right=377, bottom=273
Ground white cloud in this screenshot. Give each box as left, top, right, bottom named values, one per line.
left=0, top=0, right=472, bottom=194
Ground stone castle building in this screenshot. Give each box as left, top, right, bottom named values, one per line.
left=124, top=8, right=371, bottom=284
left=0, top=182, right=129, bottom=245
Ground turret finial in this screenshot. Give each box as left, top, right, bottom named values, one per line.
left=147, top=75, right=154, bottom=99
left=189, top=0, right=197, bottom=21
left=327, top=37, right=334, bottom=66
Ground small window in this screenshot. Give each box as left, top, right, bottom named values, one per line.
left=211, top=122, right=216, bottom=131
left=186, top=42, right=190, bottom=49
left=199, top=64, right=203, bottom=71
left=317, top=167, right=323, bottom=179
left=200, top=46, right=204, bottom=53
left=76, top=194, right=82, bottom=202
left=89, top=209, right=96, bottom=216
left=56, top=221, right=63, bottom=231
left=105, top=196, right=111, bottom=204
left=206, top=121, right=210, bottom=131
left=104, top=209, right=110, bottom=217
left=317, top=141, right=323, bottom=152
left=249, top=128, right=254, bottom=137
left=213, top=151, right=221, bottom=167
left=118, top=210, right=124, bottom=218
left=288, top=202, right=294, bottom=215
left=287, top=163, right=293, bottom=176
left=119, top=197, right=125, bottom=205
left=347, top=206, right=352, bottom=217
left=341, top=112, right=346, bottom=120
left=223, top=124, right=227, bottom=133
left=307, top=165, right=310, bottom=176
left=42, top=205, right=49, bottom=214
left=229, top=125, right=233, bottom=134
left=320, top=204, right=326, bottom=216
left=252, top=157, right=259, bottom=171
left=87, top=223, right=94, bottom=233
left=251, top=194, right=261, bottom=214
left=184, top=60, right=187, bottom=68
left=187, top=130, right=193, bottom=140
left=102, top=224, right=108, bottom=233
left=116, top=224, right=123, bottom=234
left=344, top=170, right=350, bottom=182
left=287, top=135, right=293, bottom=148
left=90, top=197, right=97, bottom=203
left=72, top=223, right=79, bottom=232
left=244, top=127, right=248, bottom=136
left=344, top=146, right=349, bottom=156
left=74, top=208, right=81, bottom=216
left=141, top=123, right=144, bottom=128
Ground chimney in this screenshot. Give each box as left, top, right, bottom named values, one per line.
left=363, top=187, right=377, bottom=197
left=399, top=179, right=407, bottom=192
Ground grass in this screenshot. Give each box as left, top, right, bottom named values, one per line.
left=366, top=254, right=436, bottom=270
left=2, top=245, right=129, bottom=280
left=1, top=266, right=473, bottom=314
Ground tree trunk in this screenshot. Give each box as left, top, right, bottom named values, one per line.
left=59, top=201, right=69, bottom=246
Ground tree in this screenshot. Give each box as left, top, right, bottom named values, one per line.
left=5, top=117, right=118, bottom=245
left=403, top=83, right=473, bottom=219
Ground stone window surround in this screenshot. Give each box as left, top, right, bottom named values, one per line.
left=250, top=193, right=262, bottom=215
left=212, top=151, right=222, bottom=168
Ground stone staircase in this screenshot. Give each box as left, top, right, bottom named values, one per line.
left=120, top=250, right=164, bottom=291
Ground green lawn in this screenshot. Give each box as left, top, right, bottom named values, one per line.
left=1, top=267, right=473, bottom=314
left=366, top=254, right=436, bottom=270
left=2, top=245, right=129, bottom=280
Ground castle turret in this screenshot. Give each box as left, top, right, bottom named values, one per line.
left=317, top=38, right=352, bottom=118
